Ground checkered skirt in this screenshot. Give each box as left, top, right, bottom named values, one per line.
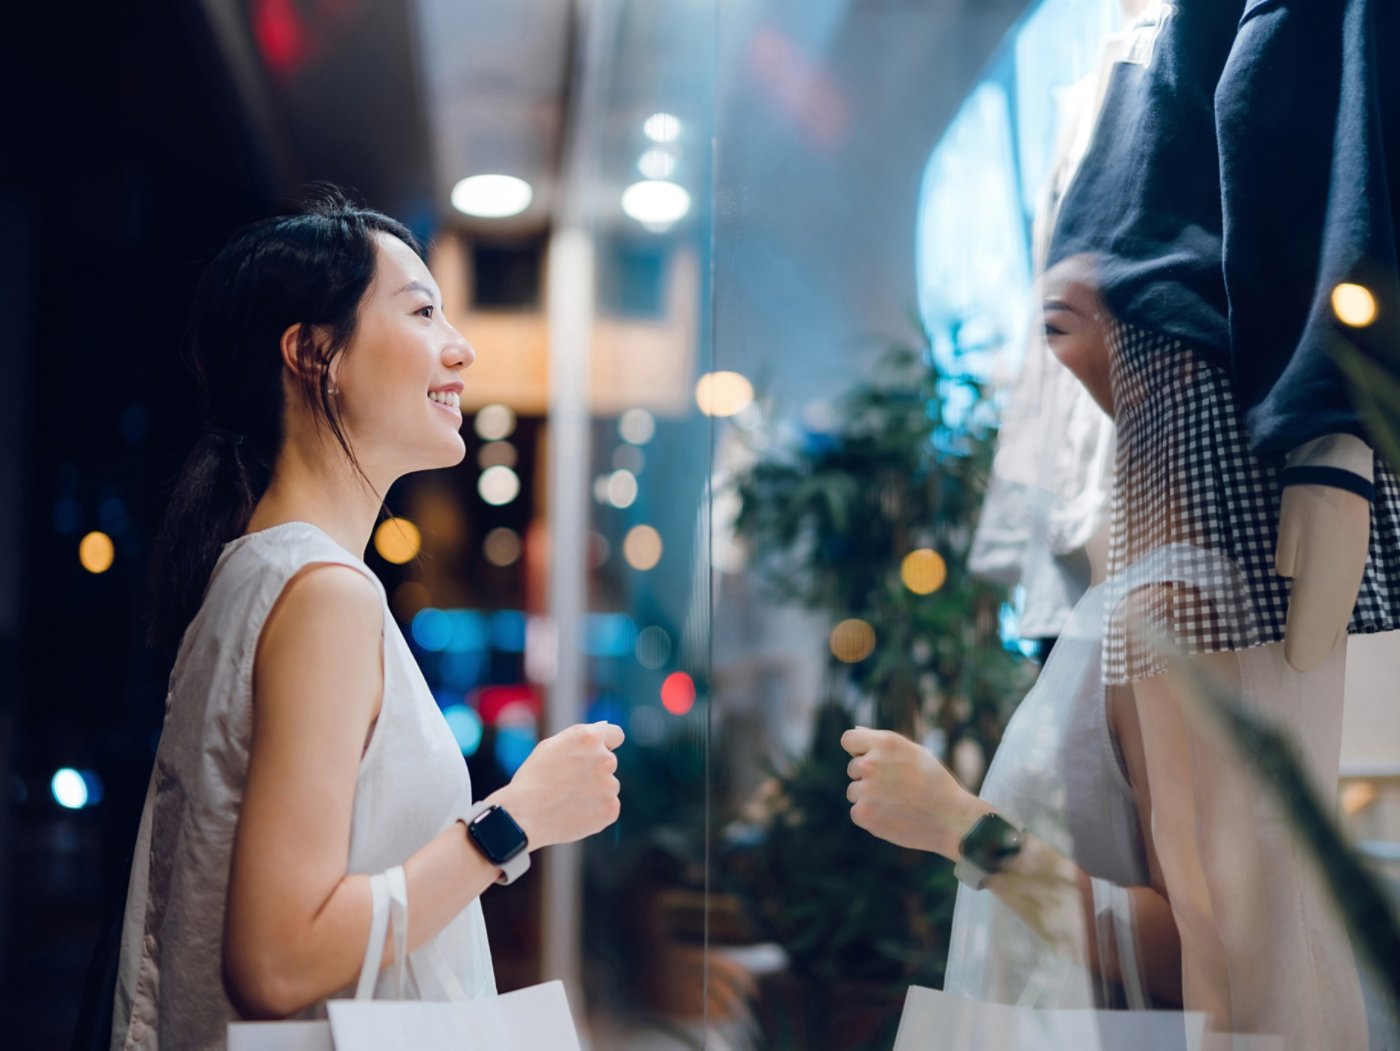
left=1104, top=323, right=1400, bottom=684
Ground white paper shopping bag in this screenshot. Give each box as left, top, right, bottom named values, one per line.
left=893, top=985, right=1210, bottom=1051
left=326, top=980, right=581, bottom=1051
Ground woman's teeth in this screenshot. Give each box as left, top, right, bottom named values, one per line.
left=429, top=390, right=461, bottom=411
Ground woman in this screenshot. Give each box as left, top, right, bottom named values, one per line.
left=111, top=189, right=623, bottom=1049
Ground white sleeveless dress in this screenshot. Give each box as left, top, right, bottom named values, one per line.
left=943, top=578, right=1151, bottom=1009
left=111, top=522, right=495, bottom=1051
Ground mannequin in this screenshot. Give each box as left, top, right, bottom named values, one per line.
left=1041, top=0, right=1400, bottom=1045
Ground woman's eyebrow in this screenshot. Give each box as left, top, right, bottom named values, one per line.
left=394, top=279, right=438, bottom=299
left=1042, top=298, right=1083, bottom=315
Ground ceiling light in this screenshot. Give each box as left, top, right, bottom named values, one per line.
left=451, top=174, right=533, bottom=219
left=643, top=112, right=681, bottom=142
left=621, top=180, right=691, bottom=225
left=638, top=149, right=677, bottom=179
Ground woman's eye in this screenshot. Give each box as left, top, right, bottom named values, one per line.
left=417, top=304, right=435, bottom=319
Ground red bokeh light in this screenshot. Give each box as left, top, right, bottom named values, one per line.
left=660, top=672, right=696, bottom=716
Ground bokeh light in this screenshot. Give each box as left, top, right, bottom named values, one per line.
left=483, top=527, right=522, bottom=567
left=442, top=704, right=484, bottom=757
left=79, top=531, right=115, bottom=574
left=612, top=444, right=645, bottom=473
left=621, top=180, right=691, bottom=225
left=478, top=465, right=521, bottom=506
left=900, top=548, right=948, bottom=595
left=450, top=174, right=533, bottom=218
left=606, top=469, right=639, bottom=509
left=478, top=441, right=518, bottom=470
left=619, top=408, right=656, bottom=445
left=629, top=705, right=666, bottom=747
left=638, top=148, right=677, bottom=179
left=51, top=768, right=89, bottom=810
left=635, top=625, right=673, bottom=670
left=373, top=517, right=421, bottom=564
left=660, top=672, right=696, bottom=715
left=644, top=112, right=681, bottom=142
left=412, top=608, right=453, bottom=651
left=474, top=404, right=517, bottom=441
left=623, top=524, right=663, bottom=570
left=588, top=532, right=611, bottom=569
left=829, top=618, right=877, bottom=663
left=1332, top=282, right=1378, bottom=327
left=493, top=701, right=539, bottom=776
left=695, top=371, right=755, bottom=417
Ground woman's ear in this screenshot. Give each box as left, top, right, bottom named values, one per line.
left=278, top=323, right=339, bottom=394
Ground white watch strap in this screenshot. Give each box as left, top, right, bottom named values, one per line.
left=953, top=858, right=991, bottom=891
left=465, top=800, right=531, bottom=885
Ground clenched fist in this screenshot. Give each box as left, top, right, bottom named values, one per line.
left=491, top=722, right=624, bottom=849
left=841, top=727, right=988, bottom=860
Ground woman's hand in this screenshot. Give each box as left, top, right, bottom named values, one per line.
left=491, top=722, right=624, bottom=849
left=841, top=727, right=988, bottom=859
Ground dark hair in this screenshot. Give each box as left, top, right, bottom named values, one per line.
left=145, top=185, right=422, bottom=648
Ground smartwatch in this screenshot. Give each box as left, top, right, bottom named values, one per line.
left=461, top=800, right=530, bottom=885
left=954, top=811, right=1024, bottom=891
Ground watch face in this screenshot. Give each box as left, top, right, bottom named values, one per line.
left=960, top=813, right=1023, bottom=875
left=468, top=806, right=528, bottom=863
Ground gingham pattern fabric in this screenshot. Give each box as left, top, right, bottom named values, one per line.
left=1104, top=322, right=1400, bottom=684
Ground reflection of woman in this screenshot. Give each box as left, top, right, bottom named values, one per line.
left=845, top=278, right=1190, bottom=1012
left=112, top=190, right=624, bottom=1049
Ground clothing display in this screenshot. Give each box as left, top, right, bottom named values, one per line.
left=1103, top=321, right=1400, bottom=684
left=112, top=523, right=494, bottom=1051
left=1049, top=0, right=1400, bottom=459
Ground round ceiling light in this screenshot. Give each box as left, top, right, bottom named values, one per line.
left=621, top=180, right=691, bottom=225
left=644, top=112, right=681, bottom=143
left=451, top=174, right=533, bottom=218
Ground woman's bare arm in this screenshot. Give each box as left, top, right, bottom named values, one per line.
left=223, top=564, right=624, bottom=1018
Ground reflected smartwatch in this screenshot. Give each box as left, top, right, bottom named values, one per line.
left=461, top=800, right=531, bottom=885
left=954, top=812, right=1024, bottom=891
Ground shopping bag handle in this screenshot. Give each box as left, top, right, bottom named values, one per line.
left=355, top=872, right=391, bottom=1000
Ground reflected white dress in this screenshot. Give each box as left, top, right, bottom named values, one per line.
left=943, top=579, right=1152, bottom=1009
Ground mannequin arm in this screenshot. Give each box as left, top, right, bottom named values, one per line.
left=1276, top=434, right=1374, bottom=672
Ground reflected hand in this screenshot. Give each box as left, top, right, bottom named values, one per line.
left=841, top=727, right=984, bottom=860
left=491, top=721, right=624, bottom=849
left=1276, top=484, right=1368, bottom=672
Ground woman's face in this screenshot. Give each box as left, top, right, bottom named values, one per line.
left=330, top=232, right=475, bottom=478
left=1041, top=253, right=1115, bottom=418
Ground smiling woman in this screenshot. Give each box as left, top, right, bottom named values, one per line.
left=113, top=187, right=626, bottom=1049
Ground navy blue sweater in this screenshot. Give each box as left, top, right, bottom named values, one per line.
left=1048, top=0, right=1400, bottom=457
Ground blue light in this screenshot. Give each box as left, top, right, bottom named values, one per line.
left=412, top=608, right=453, bottom=651
left=52, top=498, right=81, bottom=536
left=439, top=650, right=486, bottom=692
left=442, top=705, right=484, bottom=757
left=584, top=613, right=638, bottom=658
left=447, top=611, right=487, bottom=653
left=494, top=724, right=537, bottom=776
left=81, top=769, right=105, bottom=805
left=51, top=768, right=88, bottom=810
left=491, top=611, right=527, bottom=653
left=99, top=497, right=129, bottom=536
left=586, top=695, right=626, bottom=726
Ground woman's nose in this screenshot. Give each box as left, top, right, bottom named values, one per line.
left=445, top=325, right=476, bottom=370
